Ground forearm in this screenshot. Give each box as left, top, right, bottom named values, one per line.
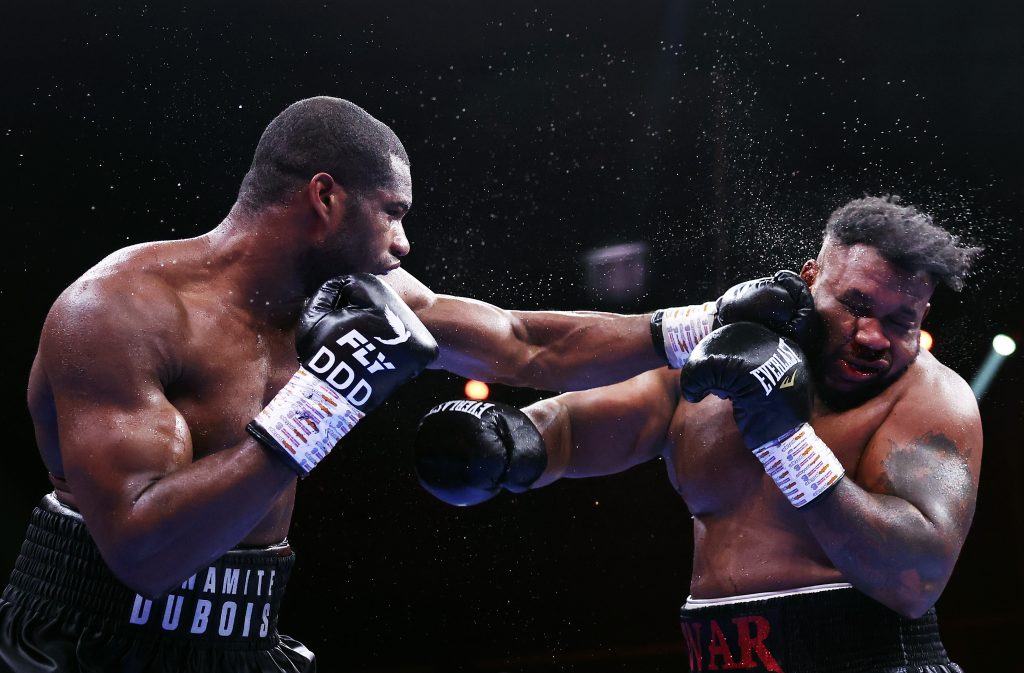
left=498, top=273, right=808, bottom=389
left=509, top=311, right=666, bottom=390
left=522, top=369, right=675, bottom=485
left=800, top=478, right=954, bottom=617
left=99, top=441, right=294, bottom=597
left=438, top=309, right=665, bottom=392
left=419, top=269, right=817, bottom=391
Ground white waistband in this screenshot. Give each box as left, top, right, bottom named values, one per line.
left=43, top=492, right=83, bottom=520
left=684, top=582, right=854, bottom=609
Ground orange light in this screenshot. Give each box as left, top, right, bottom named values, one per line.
left=464, top=380, right=490, bottom=400
left=919, top=329, right=933, bottom=351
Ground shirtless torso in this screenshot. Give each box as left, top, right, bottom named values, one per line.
left=26, top=225, right=668, bottom=596
left=29, top=237, right=302, bottom=546
left=528, top=241, right=982, bottom=617
left=670, top=348, right=974, bottom=600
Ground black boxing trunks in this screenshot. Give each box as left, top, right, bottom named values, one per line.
left=679, top=583, right=961, bottom=673
left=0, top=494, right=315, bottom=673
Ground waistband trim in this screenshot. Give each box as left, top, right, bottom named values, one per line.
left=678, top=586, right=957, bottom=673
left=684, top=582, right=854, bottom=609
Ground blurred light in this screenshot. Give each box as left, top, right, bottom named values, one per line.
left=993, top=334, right=1016, bottom=356
left=581, top=242, right=649, bottom=304
left=464, top=380, right=490, bottom=400
left=919, top=329, right=933, bottom=351
left=971, top=334, right=1017, bottom=400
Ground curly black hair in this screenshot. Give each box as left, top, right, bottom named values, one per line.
left=824, top=195, right=982, bottom=291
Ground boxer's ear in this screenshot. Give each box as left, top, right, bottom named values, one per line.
left=306, top=173, right=348, bottom=239
left=800, top=259, right=818, bottom=288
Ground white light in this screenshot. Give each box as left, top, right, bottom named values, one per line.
left=973, top=334, right=1018, bottom=400
left=993, top=334, right=1017, bottom=357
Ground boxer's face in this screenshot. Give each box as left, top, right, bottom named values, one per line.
left=315, top=155, right=412, bottom=278
left=801, top=240, right=934, bottom=408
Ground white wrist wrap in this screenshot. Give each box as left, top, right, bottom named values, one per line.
left=253, top=367, right=365, bottom=474
left=753, top=423, right=845, bottom=508
left=660, top=302, right=717, bottom=368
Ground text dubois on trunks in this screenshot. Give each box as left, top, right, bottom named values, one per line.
left=248, top=273, right=438, bottom=476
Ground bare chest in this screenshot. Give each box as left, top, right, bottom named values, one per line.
left=667, top=393, right=897, bottom=514
left=168, top=311, right=298, bottom=458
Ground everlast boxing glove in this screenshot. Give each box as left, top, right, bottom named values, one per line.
left=248, top=274, right=439, bottom=476
left=681, top=322, right=844, bottom=507
left=651, top=270, right=817, bottom=368
left=414, top=401, right=547, bottom=506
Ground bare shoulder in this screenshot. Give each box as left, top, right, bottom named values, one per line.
left=859, top=349, right=982, bottom=507
left=890, top=349, right=980, bottom=432
left=40, top=242, right=190, bottom=384
left=48, top=244, right=185, bottom=332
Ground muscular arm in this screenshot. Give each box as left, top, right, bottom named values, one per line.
left=384, top=269, right=666, bottom=390
left=521, top=368, right=680, bottom=487
left=41, top=280, right=295, bottom=598
left=800, top=367, right=982, bottom=618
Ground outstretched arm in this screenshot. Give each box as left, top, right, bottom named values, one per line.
left=386, top=268, right=817, bottom=392
left=384, top=269, right=664, bottom=390
left=799, top=365, right=982, bottom=618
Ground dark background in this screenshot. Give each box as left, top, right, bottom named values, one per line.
left=2, top=1, right=1022, bottom=671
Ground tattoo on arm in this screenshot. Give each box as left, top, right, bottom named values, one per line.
left=809, top=432, right=978, bottom=610
left=876, top=431, right=976, bottom=532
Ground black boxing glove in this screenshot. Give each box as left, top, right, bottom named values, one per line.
left=414, top=400, right=547, bottom=506
left=651, top=270, right=817, bottom=368
left=681, top=322, right=843, bottom=507
left=248, top=274, right=439, bottom=476
left=717, top=270, right=817, bottom=345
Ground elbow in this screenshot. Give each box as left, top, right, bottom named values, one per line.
left=869, top=528, right=959, bottom=619
left=101, top=542, right=184, bottom=599
left=106, top=563, right=177, bottom=600
left=877, top=569, right=950, bottom=619
left=884, top=594, right=937, bottom=620
left=130, top=580, right=178, bottom=602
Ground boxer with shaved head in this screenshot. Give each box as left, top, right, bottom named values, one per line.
left=0, top=96, right=812, bottom=672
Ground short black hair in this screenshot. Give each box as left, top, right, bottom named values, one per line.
left=823, top=195, right=982, bottom=291
left=237, top=96, right=409, bottom=210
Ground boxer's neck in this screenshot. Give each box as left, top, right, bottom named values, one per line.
left=199, top=205, right=313, bottom=327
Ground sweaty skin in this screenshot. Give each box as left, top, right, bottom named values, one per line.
left=526, top=242, right=982, bottom=618
left=27, top=155, right=665, bottom=598
left=30, top=236, right=305, bottom=597
left=385, top=269, right=664, bottom=391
